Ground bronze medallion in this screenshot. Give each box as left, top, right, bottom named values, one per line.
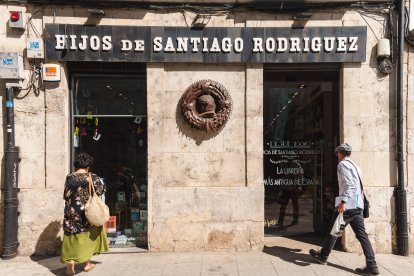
left=180, top=80, right=233, bottom=133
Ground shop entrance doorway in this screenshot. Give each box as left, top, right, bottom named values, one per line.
left=70, top=73, right=148, bottom=248
left=263, top=65, right=339, bottom=238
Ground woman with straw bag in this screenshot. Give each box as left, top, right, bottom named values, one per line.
left=61, top=153, right=109, bottom=275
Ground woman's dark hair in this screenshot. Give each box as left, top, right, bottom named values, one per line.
left=73, top=153, right=94, bottom=170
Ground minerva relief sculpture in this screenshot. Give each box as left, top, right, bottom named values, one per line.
left=179, top=80, right=233, bottom=133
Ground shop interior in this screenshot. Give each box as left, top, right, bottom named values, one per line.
left=263, top=65, right=340, bottom=237
left=71, top=73, right=148, bottom=247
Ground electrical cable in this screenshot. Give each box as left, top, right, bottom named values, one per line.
left=15, top=63, right=42, bottom=99
left=25, top=9, right=43, bottom=38
left=404, top=6, right=414, bottom=47
left=15, top=1, right=399, bottom=65
left=19, top=1, right=395, bottom=15
left=388, top=10, right=398, bottom=65
left=181, top=10, right=192, bottom=27
left=358, top=11, right=381, bottom=41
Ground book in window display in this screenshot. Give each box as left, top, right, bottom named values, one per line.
left=115, top=202, right=127, bottom=209
left=114, top=235, right=128, bottom=245
left=130, top=208, right=140, bottom=222
left=140, top=210, right=147, bottom=221
left=107, top=234, right=116, bottom=245
left=136, top=231, right=148, bottom=246
left=132, top=222, right=145, bottom=235
left=117, top=191, right=126, bottom=203
left=104, top=216, right=117, bottom=233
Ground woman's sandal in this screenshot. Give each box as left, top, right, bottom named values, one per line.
left=83, top=263, right=96, bottom=272
left=66, top=260, right=75, bottom=276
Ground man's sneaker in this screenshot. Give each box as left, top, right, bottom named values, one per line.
left=355, top=266, right=380, bottom=275
left=309, top=249, right=328, bottom=265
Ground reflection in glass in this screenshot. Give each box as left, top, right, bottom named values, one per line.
left=264, top=72, right=339, bottom=236
left=74, top=75, right=146, bottom=116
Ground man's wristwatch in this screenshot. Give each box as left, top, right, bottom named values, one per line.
left=341, top=200, right=346, bottom=204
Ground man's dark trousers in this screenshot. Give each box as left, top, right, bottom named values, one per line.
left=320, top=209, right=377, bottom=269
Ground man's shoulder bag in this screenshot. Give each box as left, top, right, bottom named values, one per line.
left=363, top=194, right=370, bottom=218
left=84, top=173, right=110, bottom=226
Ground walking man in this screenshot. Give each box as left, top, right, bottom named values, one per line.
left=309, top=143, right=380, bottom=275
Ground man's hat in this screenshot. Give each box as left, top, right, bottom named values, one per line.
left=335, top=143, right=352, bottom=153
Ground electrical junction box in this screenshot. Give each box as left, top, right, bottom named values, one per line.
left=0, top=52, right=24, bottom=79
left=42, top=64, right=61, bottom=82
left=377, top=38, right=390, bottom=57
left=27, top=38, right=44, bottom=59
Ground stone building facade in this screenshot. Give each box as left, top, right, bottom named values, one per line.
left=0, top=1, right=413, bottom=256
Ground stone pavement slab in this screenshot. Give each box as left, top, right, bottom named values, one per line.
left=236, top=252, right=278, bottom=276
left=1, top=238, right=414, bottom=276
left=201, top=253, right=239, bottom=276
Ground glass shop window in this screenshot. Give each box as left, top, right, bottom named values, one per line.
left=263, top=68, right=339, bottom=237
left=71, top=74, right=148, bottom=248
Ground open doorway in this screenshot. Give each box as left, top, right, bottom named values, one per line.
left=263, top=65, right=340, bottom=239
left=70, top=72, right=148, bottom=248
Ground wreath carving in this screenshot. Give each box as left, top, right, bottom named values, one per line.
left=180, top=80, right=233, bottom=133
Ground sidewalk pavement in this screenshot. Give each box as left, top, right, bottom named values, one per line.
left=1, top=237, right=413, bottom=276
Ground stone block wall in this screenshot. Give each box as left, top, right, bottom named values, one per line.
left=0, top=72, right=69, bottom=256
left=0, top=3, right=412, bottom=255
left=340, top=10, right=398, bottom=254
left=0, top=4, right=69, bottom=255
left=146, top=63, right=264, bottom=252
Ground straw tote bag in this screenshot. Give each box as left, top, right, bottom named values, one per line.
left=84, top=173, right=110, bottom=226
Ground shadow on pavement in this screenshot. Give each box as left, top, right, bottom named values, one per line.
left=286, top=235, right=326, bottom=247
left=263, top=245, right=312, bottom=267
left=30, top=256, right=101, bottom=276
left=325, top=262, right=357, bottom=274
left=265, top=231, right=344, bottom=250
left=29, top=220, right=147, bottom=275
left=29, top=221, right=65, bottom=275
left=29, top=255, right=66, bottom=276
left=285, top=233, right=344, bottom=251
left=263, top=245, right=356, bottom=274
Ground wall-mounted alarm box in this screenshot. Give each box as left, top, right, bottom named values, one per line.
left=42, top=64, right=61, bottom=82
left=9, top=11, right=25, bottom=29
left=0, top=52, right=24, bottom=79
left=27, top=38, right=44, bottom=59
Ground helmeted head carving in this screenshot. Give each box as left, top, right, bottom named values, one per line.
left=196, top=94, right=216, bottom=118
left=180, top=80, right=232, bottom=133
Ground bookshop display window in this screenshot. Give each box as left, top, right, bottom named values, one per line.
left=71, top=73, right=148, bottom=247
left=263, top=66, right=339, bottom=236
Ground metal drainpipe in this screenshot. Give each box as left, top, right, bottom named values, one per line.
left=1, top=85, right=20, bottom=259
left=395, top=0, right=409, bottom=256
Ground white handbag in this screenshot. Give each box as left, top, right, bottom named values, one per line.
left=84, top=173, right=110, bottom=226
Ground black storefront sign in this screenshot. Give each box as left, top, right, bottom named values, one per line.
left=45, top=24, right=367, bottom=63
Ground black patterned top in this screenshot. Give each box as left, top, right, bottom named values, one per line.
left=63, top=172, right=106, bottom=235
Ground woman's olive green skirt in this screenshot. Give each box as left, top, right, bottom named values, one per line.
left=61, top=226, right=109, bottom=264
